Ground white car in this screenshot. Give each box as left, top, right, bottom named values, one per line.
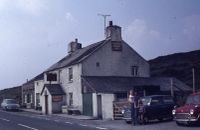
left=1, top=99, right=20, bottom=111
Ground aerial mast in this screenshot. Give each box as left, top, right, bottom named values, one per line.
left=98, top=13, right=111, bottom=38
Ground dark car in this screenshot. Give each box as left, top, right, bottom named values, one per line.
left=1, top=99, right=20, bottom=111
left=122, top=95, right=175, bottom=124
left=172, top=92, right=200, bottom=125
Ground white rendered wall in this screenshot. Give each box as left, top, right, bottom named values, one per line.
left=34, top=80, right=44, bottom=108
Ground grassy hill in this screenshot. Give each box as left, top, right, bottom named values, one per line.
left=149, top=50, right=200, bottom=91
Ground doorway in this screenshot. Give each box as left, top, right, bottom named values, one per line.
left=97, top=94, right=102, bottom=119
left=45, top=95, right=48, bottom=115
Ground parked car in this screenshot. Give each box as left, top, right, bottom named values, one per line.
left=1, top=99, right=20, bottom=111
left=122, top=95, right=175, bottom=124
left=172, top=92, right=200, bottom=125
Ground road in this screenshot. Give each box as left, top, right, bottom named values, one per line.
left=0, top=110, right=105, bottom=130
left=0, top=110, right=199, bottom=130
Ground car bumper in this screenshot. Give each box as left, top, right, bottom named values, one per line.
left=174, top=113, right=200, bottom=122
left=6, top=107, right=19, bottom=110
left=123, top=117, right=131, bottom=120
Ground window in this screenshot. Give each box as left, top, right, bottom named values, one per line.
left=59, top=70, right=62, bottom=83
left=26, top=94, right=30, bottom=103
left=24, top=95, right=27, bottom=103
left=30, top=94, right=33, bottom=103
left=96, top=62, right=100, bottom=67
left=69, top=93, right=73, bottom=106
left=68, top=67, right=73, bottom=82
left=151, top=97, right=162, bottom=105
left=132, top=66, right=138, bottom=77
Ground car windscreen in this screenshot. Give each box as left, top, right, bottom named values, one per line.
left=186, top=95, right=200, bottom=105
left=6, top=100, right=17, bottom=104
left=162, top=96, right=174, bottom=104
left=140, top=97, right=151, bottom=106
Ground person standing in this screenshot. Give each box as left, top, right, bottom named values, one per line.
left=138, top=100, right=145, bottom=124
left=128, top=90, right=138, bottom=125
left=133, top=91, right=139, bottom=125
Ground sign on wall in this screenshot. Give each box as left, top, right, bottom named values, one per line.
left=47, top=73, right=57, bottom=81
left=112, top=41, right=122, bottom=51
left=52, top=95, right=63, bottom=102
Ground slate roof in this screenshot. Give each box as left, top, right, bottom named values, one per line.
left=82, top=76, right=192, bottom=93
left=41, top=84, right=65, bottom=96
left=46, top=40, right=108, bottom=72
left=22, top=73, right=44, bottom=87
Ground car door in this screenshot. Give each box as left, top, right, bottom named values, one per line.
left=162, top=96, right=174, bottom=117
left=147, top=97, right=163, bottom=120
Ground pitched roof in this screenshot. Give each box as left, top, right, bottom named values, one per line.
left=41, top=84, right=65, bottom=96
left=82, top=76, right=192, bottom=93
left=22, top=73, right=44, bottom=86
left=46, top=40, right=108, bottom=72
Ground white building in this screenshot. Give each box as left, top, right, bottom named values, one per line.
left=34, top=21, right=191, bottom=119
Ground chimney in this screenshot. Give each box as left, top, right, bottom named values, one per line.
left=105, top=21, right=122, bottom=41
left=68, top=38, right=82, bottom=54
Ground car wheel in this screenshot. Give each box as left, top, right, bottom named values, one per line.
left=158, top=118, right=163, bottom=121
left=168, top=116, right=173, bottom=121
left=176, top=121, right=182, bottom=126
left=125, top=120, right=132, bottom=124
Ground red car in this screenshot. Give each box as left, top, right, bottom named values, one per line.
left=172, top=92, right=200, bottom=125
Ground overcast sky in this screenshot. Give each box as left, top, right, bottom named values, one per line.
left=0, top=0, right=200, bottom=89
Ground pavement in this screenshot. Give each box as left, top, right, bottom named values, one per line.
left=21, top=108, right=96, bottom=120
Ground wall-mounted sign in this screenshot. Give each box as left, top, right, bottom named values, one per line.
left=52, top=95, right=63, bottom=102
left=47, top=73, right=57, bottom=81
left=112, top=42, right=122, bottom=51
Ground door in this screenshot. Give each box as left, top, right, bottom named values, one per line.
left=83, top=94, right=93, bottom=116
left=45, top=95, right=48, bottom=115
left=148, top=97, right=163, bottom=119
left=97, top=95, right=102, bottom=119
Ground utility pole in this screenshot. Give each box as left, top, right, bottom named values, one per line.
left=192, top=67, right=195, bottom=93
left=170, top=78, right=174, bottom=97
left=98, top=13, right=111, bottom=38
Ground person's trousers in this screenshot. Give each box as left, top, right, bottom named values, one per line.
left=131, top=104, right=138, bottom=125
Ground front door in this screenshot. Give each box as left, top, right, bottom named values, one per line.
left=45, top=95, right=48, bottom=115
left=97, top=95, right=102, bottom=119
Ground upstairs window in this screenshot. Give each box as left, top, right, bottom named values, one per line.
left=132, top=66, right=138, bottom=77
left=96, top=62, right=100, bottom=67
left=68, top=67, right=73, bottom=82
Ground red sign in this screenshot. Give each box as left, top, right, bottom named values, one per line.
left=52, top=96, right=63, bottom=102
left=112, top=42, right=122, bottom=51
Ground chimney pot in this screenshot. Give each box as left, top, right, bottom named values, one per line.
left=109, top=21, right=113, bottom=26
left=106, top=21, right=122, bottom=41
left=75, top=38, right=78, bottom=43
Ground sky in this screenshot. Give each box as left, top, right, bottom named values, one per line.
left=0, top=0, right=200, bottom=89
